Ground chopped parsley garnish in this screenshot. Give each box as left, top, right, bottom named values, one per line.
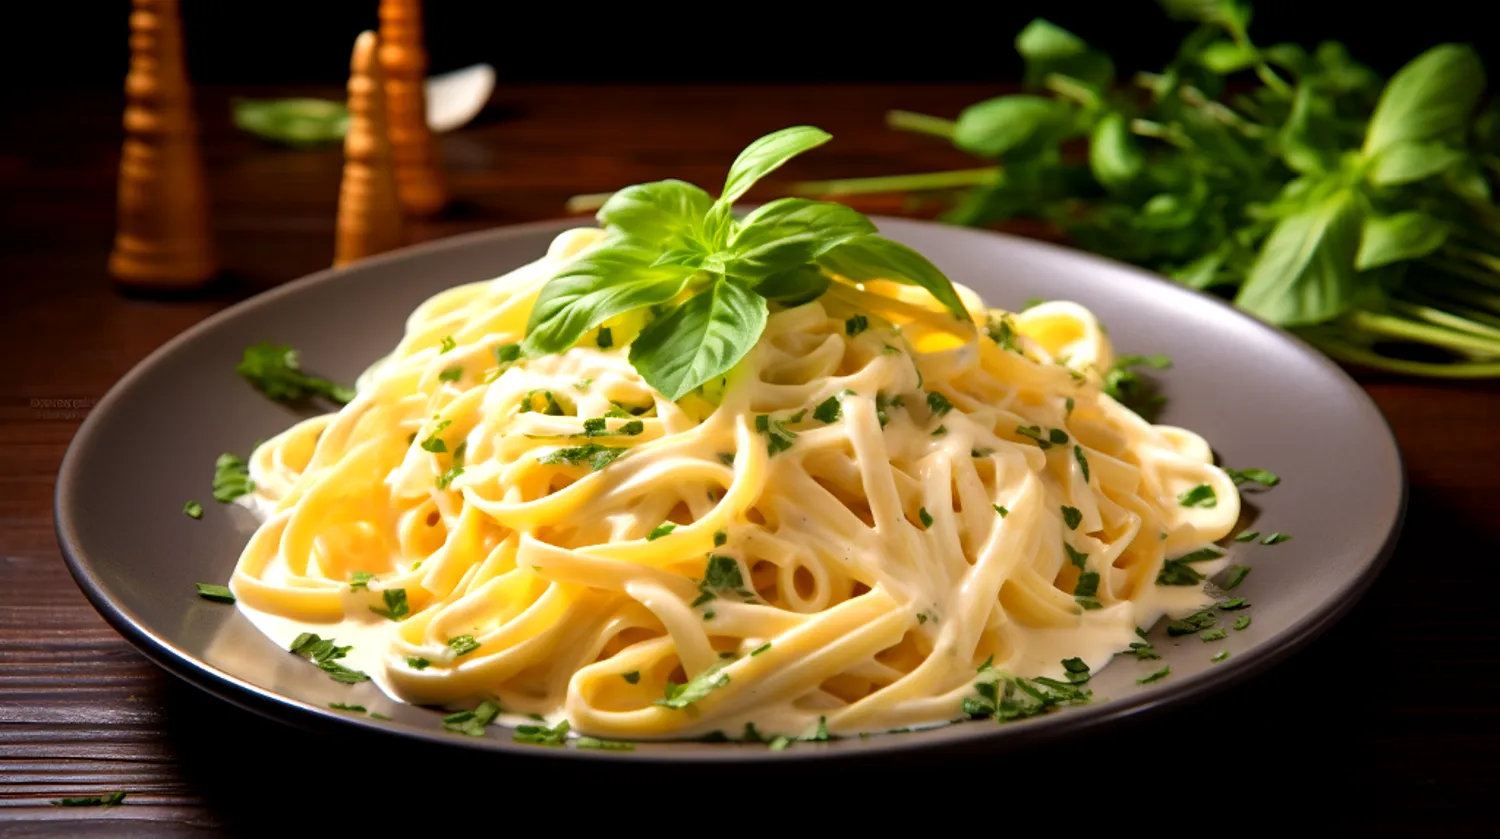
left=1166, top=609, right=1217, bottom=636
left=994, top=505, right=1009, bottom=517
left=704, top=555, right=743, bottom=590
left=926, top=391, right=953, bottom=416
left=596, top=327, right=613, bottom=348
left=349, top=571, right=374, bottom=591
left=751, top=643, right=771, bottom=656
left=438, top=365, right=463, bottom=383
left=370, top=712, right=392, bottom=720
left=1064, top=396, right=1075, bottom=417
left=289, top=632, right=369, bottom=683
left=582, top=417, right=607, bottom=435
left=754, top=414, right=798, bottom=456
left=1074, top=445, right=1090, bottom=483
left=406, top=656, right=431, bottom=670
left=1064, top=542, right=1088, bottom=569
left=718, top=452, right=736, bottom=466
left=918, top=507, right=934, bottom=529
left=1061, top=505, right=1082, bottom=530
left=769, top=735, right=793, bottom=751
left=514, top=720, right=571, bottom=746
left=1048, top=428, right=1069, bottom=444
left=1210, top=650, right=1230, bottom=663
left=369, top=588, right=409, bottom=621
left=1061, top=657, right=1091, bottom=684
left=655, top=660, right=731, bottom=709
left=963, top=668, right=1091, bottom=723
left=1234, top=530, right=1261, bottom=542
left=972, top=447, right=994, bottom=458
left=714, top=530, right=727, bottom=547
left=1074, top=571, right=1100, bottom=601
left=520, top=389, right=564, bottom=415
left=1261, top=532, right=1292, bottom=545
left=1225, top=468, right=1280, bottom=488
left=845, top=314, right=869, bottom=336
left=623, top=671, right=641, bottom=684
left=1157, top=546, right=1225, bottom=586
left=1200, top=629, right=1227, bottom=642
left=1136, top=666, right=1171, bottom=684
left=439, top=335, right=456, bottom=353
left=329, top=702, right=366, bottom=712
left=539, top=443, right=627, bottom=471
left=813, top=395, right=842, bottom=423
left=1102, top=354, right=1170, bottom=420
left=443, top=699, right=501, bottom=736
left=932, top=425, right=948, bottom=437
left=448, top=635, right=481, bottom=656
left=1224, top=566, right=1251, bottom=589
left=211, top=453, right=255, bottom=503
left=577, top=736, right=635, bottom=751
left=647, top=523, right=676, bottom=541
left=1233, top=615, right=1252, bottom=631
left=195, top=583, right=235, bottom=603
left=51, top=791, right=126, bottom=807
left=494, top=343, right=523, bottom=364
left=1127, top=641, right=1160, bottom=660
left=1219, top=597, right=1250, bottom=610
left=183, top=500, right=203, bottom=519
left=436, top=464, right=464, bottom=490
left=985, top=313, right=1018, bottom=351
left=236, top=342, right=355, bottom=405
left=1178, top=484, right=1218, bottom=508
left=788, top=409, right=806, bottom=423
left=1015, top=425, right=1053, bottom=449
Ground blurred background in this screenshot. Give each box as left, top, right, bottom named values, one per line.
left=6, top=1, right=1498, bottom=89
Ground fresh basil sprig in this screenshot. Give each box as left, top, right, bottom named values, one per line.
left=528, top=126, right=971, bottom=400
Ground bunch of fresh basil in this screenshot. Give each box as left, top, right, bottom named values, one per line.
left=798, top=0, right=1500, bottom=378
left=523, top=126, right=971, bottom=400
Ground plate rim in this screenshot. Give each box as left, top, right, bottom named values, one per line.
left=54, top=215, right=1408, bottom=762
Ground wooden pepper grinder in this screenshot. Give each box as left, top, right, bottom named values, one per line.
left=109, top=0, right=216, bottom=289
left=335, top=31, right=404, bottom=266
left=378, top=0, right=449, bottom=216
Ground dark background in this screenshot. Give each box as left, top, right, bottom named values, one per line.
left=12, top=1, right=1500, bottom=90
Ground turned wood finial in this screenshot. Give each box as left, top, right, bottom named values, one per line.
left=334, top=31, right=404, bottom=267
left=378, top=0, right=449, bottom=216
left=109, top=0, right=216, bottom=289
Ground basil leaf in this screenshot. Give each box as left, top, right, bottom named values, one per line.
left=1356, top=212, right=1449, bottom=271
left=629, top=277, right=768, bottom=400
left=723, top=198, right=877, bottom=279
left=1363, top=44, right=1484, bottom=156
left=1197, top=39, right=1257, bottom=74
left=1014, top=19, right=1113, bottom=89
left=1089, top=112, right=1144, bottom=194
left=1366, top=141, right=1465, bottom=186
left=523, top=246, right=695, bottom=355
left=953, top=95, right=1064, bottom=159
left=233, top=97, right=348, bottom=147
left=818, top=236, right=971, bottom=324
left=597, top=179, right=713, bottom=246
left=753, top=265, right=830, bottom=306
left=1235, top=190, right=1362, bottom=327
left=719, top=126, right=833, bottom=211
left=1280, top=86, right=1340, bottom=175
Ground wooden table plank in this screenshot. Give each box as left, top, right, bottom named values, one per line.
left=2, top=84, right=1497, bottom=834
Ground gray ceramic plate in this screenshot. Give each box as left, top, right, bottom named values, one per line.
left=56, top=217, right=1405, bottom=761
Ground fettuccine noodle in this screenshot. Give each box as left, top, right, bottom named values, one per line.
left=230, top=227, right=1238, bottom=739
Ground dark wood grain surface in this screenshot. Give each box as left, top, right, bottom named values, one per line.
left=2, top=84, right=1497, bottom=836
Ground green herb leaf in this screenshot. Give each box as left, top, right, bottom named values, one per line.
left=655, top=660, right=731, bottom=709
left=1128, top=641, right=1160, bottom=660
left=818, top=236, right=971, bottom=324
left=448, top=635, right=481, bottom=656
left=1167, top=609, right=1217, bottom=636
left=183, top=500, right=203, bottom=519
left=539, top=443, right=628, bottom=471
left=438, top=366, right=463, bottom=383
left=349, top=571, right=374, bottom=591
left=813, top=395, right=842, bottom=424
left=1225, top=468, right=1281, bottom=488
left=1235, top=191, right=1362, bottom=328
left=1224, top=566, right=1251, bottom=589
left=753, top=264, right=830, bottom=306
left=994, top=505, right=1009, bottom=517
left=1356, top=212, right=1449, bottom=270
left=596, top=328, right=614, bottom=349
left=596, top=179, right=713, bottom=247
left=647, top=523, right=676, bottom=541
left=1136, top=666, right=1171, bottom=684
left=1090, top=112, right=1145, bottom=193
left=918, top=507, right=934, bottom=529
left=1234, top=615, right=1252, bottom=631
left=514, top=719, right=571, bottom=746
left=845, top=314, right=869, bottom=336
left=1363, top=44, right=1485, bottom=156
left=211, top=453, right=255, bottom=503
left=440, top=336, right=456, bottom=353
left=236, top=342, right=355, bottom=405
left=1234, top=530, right=1261, bottom=542
left=926, top=390, right=954, bottom=416
left=1210, top=650, right=1230, bottom=663
left=1061, top=505, right=1083, bottom=530
left=370, top=588, right=410, bottom=621
left=577, top=736, right=635, bottom=751
left=194, top=583, right=235, bottom=604
left=443, top=699, right=502, bottom=736
left=1201, top=629, right=1228, bottom=642
left=1367, top=141, right=1465, bottom=186
left=522, top=246, right=696, bottom=357
left=1178, top=484, right=1218, bottom=508
left=233, top=97, right=347, bottom=146
left=1261, top=532, right=1292, bottom=545
left=1064, top=542, right=1088, bottom=569
left=51, top=791, right=127, bottom=807
left=329, top=702, right=366, bottom=712
left=718, top=126, right=833, bottom=211
left=629, top=276, right=767, bottom=401
left=751, top=642, right=772, bottom=656
left=954, top=95, right=1065, bottom=159
left=1015, top=18, right=1114, bottom=88
left=724, top=198, right=877, bottom=279
left=406, top=657, right=431, bottom=670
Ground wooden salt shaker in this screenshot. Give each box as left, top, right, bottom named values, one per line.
left=378, top=0, right=449, bottom=216
left=109, top=0, right=216, bottom=289
left=335, top=31, right=405, bottom=267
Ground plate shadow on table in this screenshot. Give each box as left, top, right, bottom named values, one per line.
left=140, top=482, right=1495, bottom=836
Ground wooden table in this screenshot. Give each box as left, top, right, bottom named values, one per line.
left=2, top=84, right=1496, bottom=835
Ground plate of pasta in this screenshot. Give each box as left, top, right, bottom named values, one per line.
left=57, top=127, right=1404, bottom=759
